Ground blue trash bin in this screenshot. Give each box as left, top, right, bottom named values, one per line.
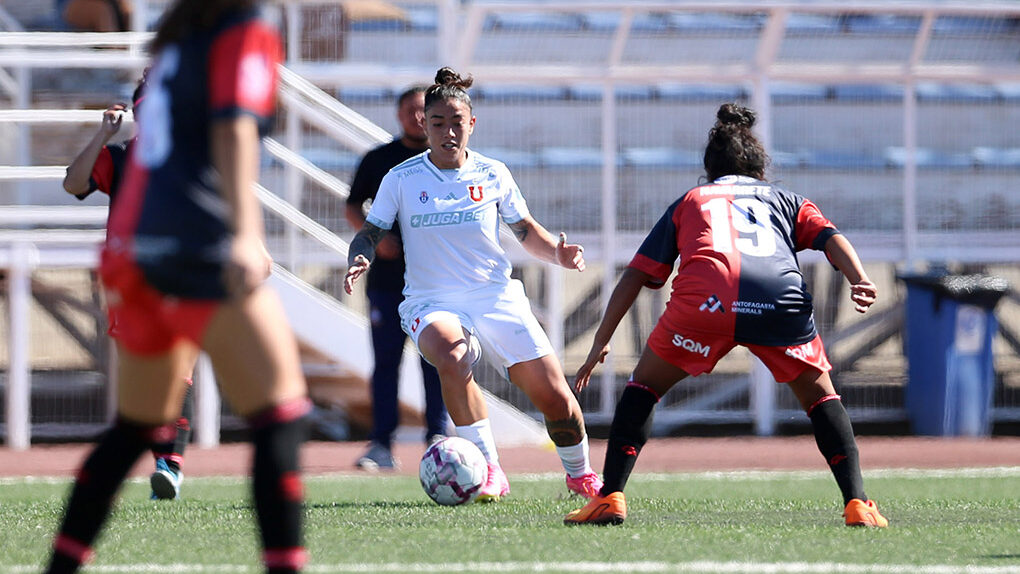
left=900, top=273, right=1008, bottom=436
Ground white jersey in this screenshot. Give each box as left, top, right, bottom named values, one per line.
left=366, top=149, right=530, bottom=300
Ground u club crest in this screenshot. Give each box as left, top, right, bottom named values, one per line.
left=420, top=191, right=429, bottom=203
left=468, top=185, right=484, bottom=202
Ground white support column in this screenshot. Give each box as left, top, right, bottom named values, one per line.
left=903, top=82, right=918, bottom=268
left=6, top=243, right=36, bottom=450
left=546, top=266, right=565, bottom=360
left=749, top=357, right=775, bottom=436
left=193, top=353, right=221, bottom=448
left=598, top=81, right=618, bottom=419
left=15, top=66, right=30, bottom=206
left=284, top=105, right=302, bottom=271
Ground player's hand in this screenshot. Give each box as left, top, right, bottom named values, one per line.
left=574, top=342, right=610, bottom=392
left=225, top=234, right=271, bottom=298
left=849, top=279, right=877, bottom=313
left=375, top=235, right=402, bottom=260
left=556, top=232, right=585, bottom=272
left=344, top=254, right=371, bottom=294
left=100, top=104, right=127, bottom=139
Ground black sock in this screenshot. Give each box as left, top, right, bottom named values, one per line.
left=151, top=382, right=194, bottom=473
left=600, top=383, right=659, bottom=496
left=809, top=397, right=866, bottom=505
left=45, top=418, right=172, bottom=574
left=249, top=399, right=312, bottom=574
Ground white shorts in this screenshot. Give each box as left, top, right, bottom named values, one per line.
left=398, top=279, right=554, bottom=373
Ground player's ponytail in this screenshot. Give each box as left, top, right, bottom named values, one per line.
left=703, top=103, right=769, bottom=182
left=151, top=0, right=258, bottom=53
left=425, top=67, right=474, bottom=112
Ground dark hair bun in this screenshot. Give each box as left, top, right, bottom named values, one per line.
left=716, top=103, right=755, bottom=128
left=434, top=67, right=474, bottom=90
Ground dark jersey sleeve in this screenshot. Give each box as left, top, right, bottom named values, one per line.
left=207, top=19, right=281, bottom=129
left=627, top=197, right=684, bottom=288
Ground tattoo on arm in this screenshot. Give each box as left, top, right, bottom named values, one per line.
left=509, top=220, right=530, bottom=243
left=545, top=417, right=584, bottom=447
left=347, top=222, right=387, bottom=267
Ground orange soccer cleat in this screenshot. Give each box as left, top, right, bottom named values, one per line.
left=843, top=498, right=889, bottom=527
left=564, top=491, right=627, bottom=526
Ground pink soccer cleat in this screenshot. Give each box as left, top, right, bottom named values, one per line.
left=475, top=462, right=510, bottom=502
left=565, top=471, right=603, bottom=499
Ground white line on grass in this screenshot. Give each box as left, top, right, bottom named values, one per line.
left=2, top=466, right=1017, bottom=487
left=5, top=562, right=1019, bottom=573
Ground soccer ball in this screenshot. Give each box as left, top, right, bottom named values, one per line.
left=419, top=436, right=488, bottom=506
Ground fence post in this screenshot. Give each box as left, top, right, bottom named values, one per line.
left=193, top=353, right=221, bottom=448
left=6, top=242, right=36, bottom=450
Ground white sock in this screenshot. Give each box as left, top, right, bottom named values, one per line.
left=555, top=434, right=593, bottom=478
left=455, top=419, right=499, bottom=465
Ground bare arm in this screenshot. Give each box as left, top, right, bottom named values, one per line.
left=344, top=222, right=388, bottom=294
left=508, top=216, right=585, bottom=271
left=211, top=116, right=270, bottom=297
left=824, top=233, right=877, bottom=313
left=63, top=105, right=126, bottom=195
left=574, top=267, right=650, bottom=391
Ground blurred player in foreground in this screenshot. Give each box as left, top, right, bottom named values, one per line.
left=45, top=1, right=312, bottom=572
left=345, top=67, right=602, bottom=502
left=565, top=103, right=888, bottom=528
left=63, top=78, right=195, bottom=501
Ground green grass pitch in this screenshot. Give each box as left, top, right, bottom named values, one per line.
left=1, top=469, right=1017, bottom=573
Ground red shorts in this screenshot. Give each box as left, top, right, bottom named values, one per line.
left=646, top=321, right=831, bottom=383
left=100, top=253, right=219, bottom=355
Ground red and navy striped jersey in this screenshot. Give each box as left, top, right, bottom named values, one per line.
left=75, top=139, right=132, bottom=210
left=629, top=175, right=840, bottom=346
left=106, top=8, right=280, bottom=299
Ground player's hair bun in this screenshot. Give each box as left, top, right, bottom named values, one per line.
left=434, top=67, right=474, bottom=90
left=716, top=103, right=755, bottom=129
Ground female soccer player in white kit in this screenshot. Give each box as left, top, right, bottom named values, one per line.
left=345, top=67, right=602, bottom=501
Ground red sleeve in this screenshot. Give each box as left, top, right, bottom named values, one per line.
left=207, top=20, right=281, bottom=121
left=794, top=198, right=839, bottom=251
left=89, top=146, right=114, bottom=195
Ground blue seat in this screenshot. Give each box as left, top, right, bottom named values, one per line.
left=972, top=147, right=1020, bottom=168
left=568, top=84, right=654, bottom=101
left=473, top=148, right=540, bottom=169
left=933, top=16, right=1015, bottom=35
left=666, top=12, right=764, bottom=32
left=489, top=12, right=583, bottom=32
left=656, top=83, right=746, bottom=101
left=404, top=7, right=438, bottom=32
left=916, top=83, right=999, bottom=103
left=995, top=83, right=1020, bottom=101
left=622, top=147, right=702, bottom=168
left=770, top=82, right=829, bottom=102
left=845, top=14, right=921, bottom=34
left=801, top=151, right=886, bottom=170
left=475, top=85, right=568, bottom=101
left=832, top=84, right=904, bottom=101
left=336, top=86, right=393, bottom=103
left=884, top=147, right=973, bottom=169
left=784, top=13, right=842, bottom=34
left=540, top=147, right=605, bottom=168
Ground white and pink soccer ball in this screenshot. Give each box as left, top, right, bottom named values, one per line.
left=419, top=436, right=488, bottom=506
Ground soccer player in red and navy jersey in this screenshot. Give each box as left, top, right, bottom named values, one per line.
left=46, top=2, right=311, bottom=573
left=565, top=104, right=888, bottom=528
left=63, top=78, right=198, bottom=502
